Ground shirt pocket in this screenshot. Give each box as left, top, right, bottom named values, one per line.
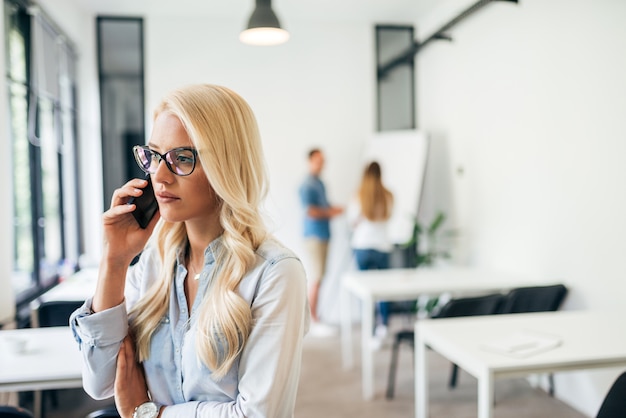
left=143, top=316, right=177, bottom=375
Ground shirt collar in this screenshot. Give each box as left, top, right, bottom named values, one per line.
left=175, top=234, right=224, bottom=266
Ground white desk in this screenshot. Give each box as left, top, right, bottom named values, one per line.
left=30, top=267, right=98, bottom=327
left=415, top=310, right=626, bottom=418
left=0, top=327, right=82, bottom=418
left=39, top=267, right=98, bottom=304
left=340, top=266, right=544, bottom=399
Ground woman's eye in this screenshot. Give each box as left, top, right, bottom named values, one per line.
left=176, top=155, right=194, bottom=164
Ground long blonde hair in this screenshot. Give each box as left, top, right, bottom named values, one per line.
left=358, top=161, right=393, bottom=221
left=129, top=84, right=269, bottom=379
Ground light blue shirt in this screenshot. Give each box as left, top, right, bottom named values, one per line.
left=298, top=174, right=331, bottom=240
left=70, top=237, right=310, bottom=418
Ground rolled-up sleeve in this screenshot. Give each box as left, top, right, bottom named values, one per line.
left=69, top=252, right=149, bottom=400
left=70, top=299, right=129, bottom=399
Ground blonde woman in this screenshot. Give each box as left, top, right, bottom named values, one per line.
left=70, top=84, right=310, bottom=418
left=347, top=161, right=394, bottom=339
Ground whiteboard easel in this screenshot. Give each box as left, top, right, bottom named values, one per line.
left=361, top=130, right=429, bottom=245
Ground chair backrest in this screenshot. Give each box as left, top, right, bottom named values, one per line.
left=432, top=293, right=505, bottom=319
left=499, top=284, right=568, bottom=314
left=37, top=300, right=84, bottom=328
left=596, top=371, right=626, bottom=418
left=0, top=406, right=34, bottom=418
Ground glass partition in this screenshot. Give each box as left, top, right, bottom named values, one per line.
left=376, top=25, right=416, bottom=131
left=97, top=17, right=146, bottom=207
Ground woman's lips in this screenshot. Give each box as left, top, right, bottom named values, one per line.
left=156, top=192, right=179, bottom=202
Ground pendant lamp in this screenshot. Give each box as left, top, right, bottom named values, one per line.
left=240, top=0, right=289, bottom=46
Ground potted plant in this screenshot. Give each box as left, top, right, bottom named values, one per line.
left=401, top=210, right=452, bottom=268
left=401, top=210, right=454, bottom=316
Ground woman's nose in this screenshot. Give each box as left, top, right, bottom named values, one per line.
left=151, top=156, right=173, bottom=184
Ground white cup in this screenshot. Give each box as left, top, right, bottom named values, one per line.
left=3, top=336, right=29, bottom=354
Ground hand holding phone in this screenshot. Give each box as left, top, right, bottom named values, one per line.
left=127, top=175, right=158, bottom=228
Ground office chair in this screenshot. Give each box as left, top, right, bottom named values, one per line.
left=0, top=406, right=34, bottom=418
left=37, top=300, right=85, bottom=328
left=386, top=292, right=505, bottom=399
left=498, top=284, right=568, bottom=314
left=85, top=407, right=121, bottom=418
left=596, top=371, right=626, bottom=418
left=36, top=300, right=85, bottom=412
left=498, top=284, right=568, bottom=396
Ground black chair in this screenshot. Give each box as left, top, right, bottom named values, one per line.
left=0, top=406, right=34, bottom=418
left=36, top=300, right=85, bottom=412
left=37, top=300, right=85, bottom=328
left=85, top=407, right=121, bottom=418
left=386, top=293, right=505, bottom=399
left=596, top=371, right=626, bottom=418
left=498, top=284, right=568, bottom=314
left=498, top=284, right=568, bottom=396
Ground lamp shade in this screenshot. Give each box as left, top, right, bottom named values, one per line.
left=240, top=0, right=289, bottom=46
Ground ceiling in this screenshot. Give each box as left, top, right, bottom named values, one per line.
left=78, top=0, right=440, bottom=23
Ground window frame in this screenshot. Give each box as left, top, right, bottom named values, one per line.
left=4, top=0, right=81, bottom=321
left=375, top=24, right=416, bottom=132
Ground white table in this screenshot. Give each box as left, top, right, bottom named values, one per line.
left=415, top=310, right=626, bottom=418
left=30, top=267, right=98, bottom=327
left=41, top=267, right=97, bottom=302
left=0, top=327, right=82, bottom=418
left=340, top=266, right=544, bottom=399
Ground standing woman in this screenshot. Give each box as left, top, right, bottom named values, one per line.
left=70, top=84, right=310, bottom=418
left=347, top=161, right=394, bottom=339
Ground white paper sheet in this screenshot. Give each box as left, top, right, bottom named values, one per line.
left=482, top=330, right=562, bottom=358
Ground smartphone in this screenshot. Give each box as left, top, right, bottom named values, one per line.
left=127, top=175, right=158, bottom=229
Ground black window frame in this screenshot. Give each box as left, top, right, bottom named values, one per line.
left=375, top=24, right=416, bottom=132
left=4, top=0, right=82, bottom=323
left=97, top=16, right=146, bottom=208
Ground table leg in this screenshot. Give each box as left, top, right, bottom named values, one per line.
left=340, top=284, right=353, bottom=369
left=478, top=372, right=494, bottom=418
left=415, top=333, right=428, bottom=418
left=34, top=389, right=42, bottom=418
left=361, top=295, right=374, bottom=399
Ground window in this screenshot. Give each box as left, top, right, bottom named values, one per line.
left=97, top=17, right=146, bottom=207
left=376, top=25, right=416, bottom=131
left=4, top=0, right=81, bottom=310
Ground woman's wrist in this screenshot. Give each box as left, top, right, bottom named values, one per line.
left=102, top=245, right=136, bottom=270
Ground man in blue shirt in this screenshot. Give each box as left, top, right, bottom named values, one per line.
left=299, top=148, right=343, bottom=334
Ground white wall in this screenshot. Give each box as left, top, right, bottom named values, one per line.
left=417, top=0, right=626, bottom=415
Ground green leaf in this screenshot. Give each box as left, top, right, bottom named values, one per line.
left=428, top=211, right=446, bottom=235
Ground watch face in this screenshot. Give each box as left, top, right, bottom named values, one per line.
left=135, top=402, right=159, bottom=418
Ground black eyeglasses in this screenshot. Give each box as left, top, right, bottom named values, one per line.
left=133, top=145, right=198, bottom=176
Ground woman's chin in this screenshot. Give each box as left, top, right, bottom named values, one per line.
left=157, top=211, right=184, bottom=224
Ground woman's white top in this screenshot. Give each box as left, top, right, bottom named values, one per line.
left=346, top=196, right=393, bottom=252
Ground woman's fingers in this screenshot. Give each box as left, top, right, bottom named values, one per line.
left=110, top=178, right=149, bottom=207
left=115, top=336, right=149, bottom=418
left=104, top=178, right=155, bottom=228
left=102, top=204, right=139, bottom=229
left=116, top=338, right=126, bottom=373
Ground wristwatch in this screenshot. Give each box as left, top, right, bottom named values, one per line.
left=132, top=401, right=161, bottom=418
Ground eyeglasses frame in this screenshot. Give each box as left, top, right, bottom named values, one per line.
left=133, top=145, right=198, bottom=177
